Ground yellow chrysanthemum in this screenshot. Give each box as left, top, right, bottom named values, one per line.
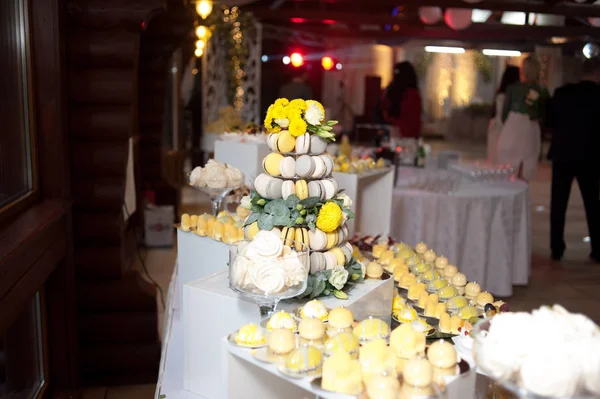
left=272, top=104, right=287, bottom=119
left=288, top=99, right=307, bottom=111
left=274, top=98, right=289, bottom=107
left=285, top=105, right=302, bottom=120
left=288, top=117, right=307, bottom=137
left=316, top=202, right=343, bottom=233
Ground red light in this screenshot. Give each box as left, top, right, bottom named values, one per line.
left=321, top=56, right=334, bottom=71
left=290, top=18, right=306, bottom=23
left=377, top=147, right=383, bottom=153
left=396, top=146, right=402, bottom=152
left=322, top=19, right=336, bottom=25
left=290, top=52, right=304, bottom=67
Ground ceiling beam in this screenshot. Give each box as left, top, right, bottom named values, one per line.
left=283, top=23, right=600, bottom=41
left=266, top=0, right=600, bottom=18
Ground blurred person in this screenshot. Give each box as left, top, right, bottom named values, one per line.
left=381, top=62, right=422, bottom=139
left=495, top=56, right=550, bottom=181
left=548, top=57, right=600, bottom=262
left=487, top=65, right=520, bottom=164
left=279, top=68, right=313, bottom=100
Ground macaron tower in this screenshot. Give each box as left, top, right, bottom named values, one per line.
left=243, top=98, right=361, bottom=299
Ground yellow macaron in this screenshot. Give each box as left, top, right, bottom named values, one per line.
left=181, top=214, right=192, bottom=231
left=281, top=226, right=295, bottom=246
left=294, top=227, right=309, bottom=251
left=275, top=130, right=296, bottom=153
left=295, top=180, right=309, bottom=200
left=326, top=231, right=338, bottom=249
left=330, top=247, right=346, bottom=266
left=263, top=153, right=284, bottom=176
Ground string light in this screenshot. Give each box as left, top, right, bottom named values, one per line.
left=196, top=39, right=205, bottom=49
left=195, top=25, right=209, bottom=39
left=195, top=48, right=204, bottom=58
left=196, top=0, right=213, bottom=19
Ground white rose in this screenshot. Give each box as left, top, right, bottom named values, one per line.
left=274, top=118, right=289, bottom=128
left=337, top=193, right=353, bottom=208
left=250, top=261, right=287, bottom=294
left=189, top=167, right=206, bottom=187
left=240, top=195, right=252, bottom=209
left=205, top=159, right=227, bottom=171
left=204, top=167, right=228, bottom=188
left=328, top=266, right=349, bottom=290
left=305, top=103, right=324, bottom=125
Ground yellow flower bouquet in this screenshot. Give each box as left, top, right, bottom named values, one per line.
left=264, top=98, right=338, bottom=140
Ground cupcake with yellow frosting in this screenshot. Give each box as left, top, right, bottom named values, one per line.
left=300, top=299, right=329, bottom=321
left=266, top=310, right=297, bottom=332
left=414, top=242, right=428, bottom=255
left=475, top=291, right=494, bottom=312
left=359, top=339, right=397, bottom=383
left=284, top=345, right=323, bottom=375
left=234, top=323, right=266, bottom=347
left=321, top=351, right=363, bottom=395
left=353, top=317, right=390, bottom=343
left=422, top=249, right=437, bottom=263
left=434, top=256, right=449, bottom=271
left=323, top=331, right=360, bottom=358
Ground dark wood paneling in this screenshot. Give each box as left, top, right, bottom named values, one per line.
left=72, top=178, right=125, bottom=211
left=68, top=30, right=139, bottom=69
left=77, top=273, right=157, bottom=312
left=71, top=141, right=129, bottom=178
left=72, top=210, right=124, bottom=245
left=70, top=69, right=136, bottom=105
left=69, top=105, right=133, bottom=140
left=78, top=312, right=158, bottom=343
left=66, top=0, right=164, bottom=30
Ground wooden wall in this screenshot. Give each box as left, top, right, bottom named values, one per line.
left=64, top=0, right=193, bottom=385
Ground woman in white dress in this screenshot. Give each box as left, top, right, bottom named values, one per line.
left=487, top=66, right=520, bottom=164
left=496, top=57, right=550, bottom=181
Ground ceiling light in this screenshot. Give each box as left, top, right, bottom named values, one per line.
left=335, top=63, right=343, bottom=70
left=471, top=9, right=492, bottom=23
left=550, top=37, right=568, bottom=44
left=196, top=0, right=213, bottom=19
left=282, top=56, right=290, bottom=65
left=482, top=49, right=522, bottom=57
left=425, top=46, right=465, bottom=54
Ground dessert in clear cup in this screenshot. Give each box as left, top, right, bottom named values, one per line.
left=266, top=310, right=297, bottom=332
left=321, top=351, right=364, bottom=395
left=359, top=339, right=398, bottom=384
left=445, top=296, right=468, bottom=315
left=299, top=299, right=329, bottom=321
left=229, top=231, right=310, bottom=317
left=327, top=306, right=354, bottom=336
left=353, top=317, right=391, bottom=343
left=280, top=344, right=324, bottom=377
left=324, top=331, right=360, bottom=358
left=299, top=317, right=326, bottom=346
left=426, top=278, right=448, bottom=294
left=472, top=305, right=600, bottom=398
left=233, top=323, right=267, bottom=347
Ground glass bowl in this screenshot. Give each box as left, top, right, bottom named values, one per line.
left=187, top=172, right=241, bottom=217
left=229, top=240, right=310, bottom=318
left=472, top=319, right=599, bottom=399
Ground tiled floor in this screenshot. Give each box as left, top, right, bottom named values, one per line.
left=83, top=141, right=600, bottom=398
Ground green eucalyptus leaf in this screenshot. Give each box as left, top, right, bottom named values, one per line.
left=285, top=194, right=300, bottom=208
left=344, top=208, right=355, bottom=219
left=308, top=221, right=316, bottom=230
left=251, top=204, right=263, bottom=213
left=311, top=280, right=326, bottom=298
left=258, top=214, right=274, bottom=230
left=323, top=289, right=330, bottom=296
left=300, top=197, right=321, bottom=208
left=244, top=212, right=260, bottom=226
left=273, top=215, right=291, bottom=226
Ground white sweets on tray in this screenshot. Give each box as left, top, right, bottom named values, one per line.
left=473, top=304, right=600, bottom=398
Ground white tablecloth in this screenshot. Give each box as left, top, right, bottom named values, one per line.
left=391, top=174, right=531, bottom=297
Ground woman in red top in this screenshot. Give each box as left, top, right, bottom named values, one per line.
left=381, top=62, right=422, bottom=138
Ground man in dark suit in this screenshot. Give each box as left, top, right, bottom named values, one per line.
left=549, top=57, right=600, bottom=262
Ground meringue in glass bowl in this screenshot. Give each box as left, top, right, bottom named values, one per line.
left=472, top=305, right=600, bottom=399
left=229, top=231, right=310, bottom=318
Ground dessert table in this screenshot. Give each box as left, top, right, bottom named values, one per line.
left=332, top=167, right=394, bottom=236
left=391, top=170, right=530, bottom=297
left=214, top=139, right=271, bottom=187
